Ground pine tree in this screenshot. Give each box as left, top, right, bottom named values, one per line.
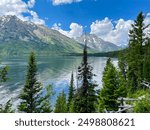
left=67, top=72, right=75, bottom=112
left=127, top=12, right=147, bottom=91
left=18, top=52, right=51, bottom=113
left=54, top=91, right=67, bottom=113
left=98, top=58, right=127, bottom=112
left=118, top=51, right=127, bottom=81
left=74, top=43, right=97, bottom=113
left=40, top=85, right=53, bottom=113
left=68, top=100, right=75, bottom=113
left=0, top=100, right=14, bottom=113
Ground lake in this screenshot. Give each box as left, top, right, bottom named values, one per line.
left=0, top=56, right=118, bottom=106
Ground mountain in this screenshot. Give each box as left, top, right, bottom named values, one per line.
left=0, top=15, right=89, bottom=56
left=76, top=34, right=120, bottom=52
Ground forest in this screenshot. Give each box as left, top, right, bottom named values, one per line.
left=0, top=12, right=150, bottom=113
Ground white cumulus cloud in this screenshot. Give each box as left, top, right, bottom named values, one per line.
left=29, top=10, right=45, bottom=25
left=90, top=17, right=114, bottom=36
left=90, top=13, right=150, bottom=46
left=52, top=23, right=83, bottom=38
left=28, top=0, right=35, bottom=8
left=52, top=0, right=82, bottom=5
left=90, top=18, right=133, bottom=46
left=52, top=13, right=150, bottom=46
left=106, top=19, right=133, bottom=46
left=0, top=0, right=45, bottom=25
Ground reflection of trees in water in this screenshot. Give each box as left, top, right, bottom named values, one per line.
left=0, top=56, right=117, bottom=105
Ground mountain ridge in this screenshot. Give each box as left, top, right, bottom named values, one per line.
left=0, top=15, right=86, bottom=56
left=0, top=15, right=120, bottom=56
left=76, top=34, right=120, bottom=52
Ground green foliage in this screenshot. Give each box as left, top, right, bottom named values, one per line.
left=67, top=72, right=75, bottom=112
left=126, top=12, right=147, bottom=91
left=54, top=91, right=67, bottom=113
left=18, top=52, right=51, bottom=113
left=0, top=100, right=14, bottom=113
left=74, top=43, right=97, bottom=113
left=128, top=89, right=149, bottom=98
left=0, top=37, right=86, bottom=56
left=0, top=66, right=9, bottom=83
left=98, top=58, right=127, bottom=112
left=18, top=52, right=42, bottom=113
left=116, top=73, right=128, bottom=97
left=40, top=85, right=54, bottom=113
left=133, top=95, right=150, bottom=113
left=88, top=50, right=124, bottom=58
left=68, top=100, right=75, bottom=113
left=143, top=39, right=150, bottom=82
left=118, top=50, right=128, bottom=81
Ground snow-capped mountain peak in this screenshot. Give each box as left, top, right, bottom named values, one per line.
left=76, top=34, right=120, bottom=52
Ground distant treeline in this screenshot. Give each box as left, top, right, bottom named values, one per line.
left=69, top=49, right=126, bottom=58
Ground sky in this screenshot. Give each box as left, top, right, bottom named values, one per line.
left=0, top=0, right=150, bottom=46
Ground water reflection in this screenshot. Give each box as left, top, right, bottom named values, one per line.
left=0, top=56, right=118, bottom=105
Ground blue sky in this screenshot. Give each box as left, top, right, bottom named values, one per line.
left=26, top=0, right=150, bottom=29
left=0, top=0, right=150, bottom=46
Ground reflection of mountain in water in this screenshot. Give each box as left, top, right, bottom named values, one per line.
left=37, top=56, right=82, bottom=83
left=0, top=56, right=118, bottom=106
left=0, top=56, right=82, bottom=105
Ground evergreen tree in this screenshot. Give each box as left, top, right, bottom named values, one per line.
left=143, top=38, right=150, bottom=82
left=40, top=85, right=53, bottom=113
left=18, top=52, right=51, bottom=113
left=54, top=91, right=67, bottom=113
left=18, top=52, right=42, bottom=112
left=118, top=51, right=127, bottom=81
left=98, top=58, right=127, bottom=112
left=0, top=100, right=14, bottom=113
left=67, top=72, right=75, bottom=112
left=127, top=12, right=147, bottom=91
left=74, top=43, right=97, bottom=113
left=68, top=100, right=75, bottom=113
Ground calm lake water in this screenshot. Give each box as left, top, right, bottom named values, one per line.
left=0, top=56, right=118, bottom=106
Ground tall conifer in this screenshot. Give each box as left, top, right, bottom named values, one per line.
left=127, top=12, right=147, bottom=91
left=67, top=72, right=75, bottom=112
left=74, top=42, right=97, bottom=113
left=18, top=52, right=52, bottom=113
